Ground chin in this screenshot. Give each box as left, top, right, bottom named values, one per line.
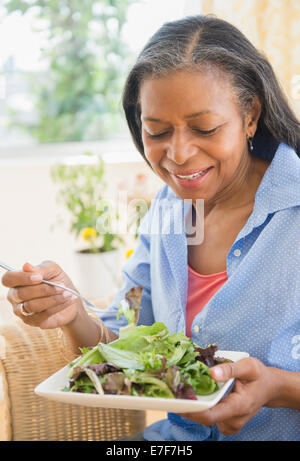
left=169, top=185, right=204, bottom=202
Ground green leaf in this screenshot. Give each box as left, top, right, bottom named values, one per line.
left=66, top=346, right=104, bottom=378
left=130, top=373, right=175, bottom=399
left=111, top=322, right=168, bottom=352
left=181, top=361, right=219, bottom=395
left=97, top=343, right=144, bottom=370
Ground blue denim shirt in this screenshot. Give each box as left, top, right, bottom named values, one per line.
left=97, top=142, right=300, bottom=441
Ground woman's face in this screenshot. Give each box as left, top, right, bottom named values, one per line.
left=139, top=70, right=260, bottom=207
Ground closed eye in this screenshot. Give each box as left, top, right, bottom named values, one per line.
left=146, top=131, right=169, bottom=138
left=192, top=127, right=218, bottom=136
left=146, top=127, right=218, bottom=138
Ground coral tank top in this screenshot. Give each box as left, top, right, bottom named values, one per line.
left=186, top=264, right=228, bottom=337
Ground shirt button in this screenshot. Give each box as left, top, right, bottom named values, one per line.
left=193, top=325, right=199, bottom=333
left=234, top=249, right=241, bottom=257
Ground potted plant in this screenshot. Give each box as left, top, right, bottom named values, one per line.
left=50, top=152, right=124, bottom=300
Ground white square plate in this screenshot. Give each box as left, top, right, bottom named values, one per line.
left=35, top=350, right=249, bottom=413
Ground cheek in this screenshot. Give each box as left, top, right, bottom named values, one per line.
left=212, top=149, right=242, bottom=182
left=223, top=119, right=246, bottom=154
left=143, top=139, right=163, bottom=166
left=208, top=126, right=245, bottom=172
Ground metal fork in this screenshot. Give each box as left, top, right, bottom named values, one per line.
left=0, top=260, right=101, bottom=313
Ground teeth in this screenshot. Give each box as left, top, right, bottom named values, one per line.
left=176, top=168, right=209, bottom=180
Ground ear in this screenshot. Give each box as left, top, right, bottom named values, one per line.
left=245, top=95, right=262, bottom=137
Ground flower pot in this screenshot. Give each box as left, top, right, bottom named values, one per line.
left=75, top=248, right=122, bottom=300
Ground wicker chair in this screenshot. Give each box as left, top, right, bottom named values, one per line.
left=0, top=298, right=145, bottom=441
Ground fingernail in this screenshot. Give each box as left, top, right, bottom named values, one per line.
left=212, top=367, right=223, bottom=379
left=62, top=291, right=73, bottom=298
left=25, top=262, right=35, bottom=269
left=30, top=274, right=43, bottom=282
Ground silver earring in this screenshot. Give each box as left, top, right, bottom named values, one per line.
left=247, top=136, right=254, bottom=152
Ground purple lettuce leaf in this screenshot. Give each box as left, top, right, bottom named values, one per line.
left=125, top=285, right=143, bottom=325
left=175, top=382, right=198, bottom=400
left=87, top=363, right=121, bottom=376
left=102, top=372, right=132, bottom=395
left=194, top=344, right=218, bottom=367
left=195, top=344, right=233, bottom=367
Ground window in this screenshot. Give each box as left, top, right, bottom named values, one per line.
left=0, top=0, right=200, bottom=151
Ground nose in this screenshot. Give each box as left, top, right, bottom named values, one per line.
left=166, top=130, right=198, bottom=164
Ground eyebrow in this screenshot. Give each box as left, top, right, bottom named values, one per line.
left=142, top=110, right=215, bottom=122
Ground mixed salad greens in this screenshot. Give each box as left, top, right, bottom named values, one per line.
left=63, top=286, right=231, bottom=399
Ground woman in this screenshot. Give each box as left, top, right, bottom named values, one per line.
left=2, top=15, right=300, bottom=441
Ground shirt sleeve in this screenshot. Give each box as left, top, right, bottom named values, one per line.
left=95, top=200, right=155, bottom=336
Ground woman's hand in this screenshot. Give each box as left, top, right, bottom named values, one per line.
left=2, top=260, right=84, bottom=329
left=177, top=357, right=281, bottom=437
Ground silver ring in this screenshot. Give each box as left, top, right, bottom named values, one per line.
left=20, top=303, right=34, bottom=317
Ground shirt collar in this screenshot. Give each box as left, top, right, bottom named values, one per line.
left=243, top=142, right=300, bottom=234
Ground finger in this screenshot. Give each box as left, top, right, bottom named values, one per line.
left=21, top=291, right=77, bottom=315
left=15, top=295, right=78, bottom=325
left=217, top=419, right=243, bottom=437
left=217, top=421, right=231, bottom=437
left=2, top=268, right=43, bottom=289
left=177, top=391, right=244, bottom=426
left=32, top=260, right=62, bottom=280
left=217, top=409, right=252, bottom=436
left=2, top=260, right=62, bottom=289
left=203, top=391, right=249, bottom=423
left=210, top=358, right=261, bottom=382
left=22, top=262, right=39, bottom=273
left=7, top=287, right=23, bottom=305
left=8, top=283, right=63, bottom=305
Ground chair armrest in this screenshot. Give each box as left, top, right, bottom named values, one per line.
left=0, top=357, right=12, bottom=441
left=0, top=298, right=145, bottom=441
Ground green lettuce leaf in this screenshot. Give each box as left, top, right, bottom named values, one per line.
left=97, top=342, right=144, bottom=370
left=66, top=346, right=104, bottom=378
left=181, top=361, right=219, bottom=395
left=110, top=322, right=168, bottom=352
left=130, top=372, right=175, bottom=399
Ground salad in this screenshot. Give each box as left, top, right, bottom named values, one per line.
left=63, top=286, right=231, bottom=400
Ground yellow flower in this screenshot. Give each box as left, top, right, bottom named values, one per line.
left=81, top=227, right=97, bottom=242
left=125, top=248, right=134, bottom=259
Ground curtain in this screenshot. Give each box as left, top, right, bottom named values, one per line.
left=201, top=0, right=300, bottom=117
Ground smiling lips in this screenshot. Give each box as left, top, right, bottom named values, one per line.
left=171, top=166, right=213, bottom=180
